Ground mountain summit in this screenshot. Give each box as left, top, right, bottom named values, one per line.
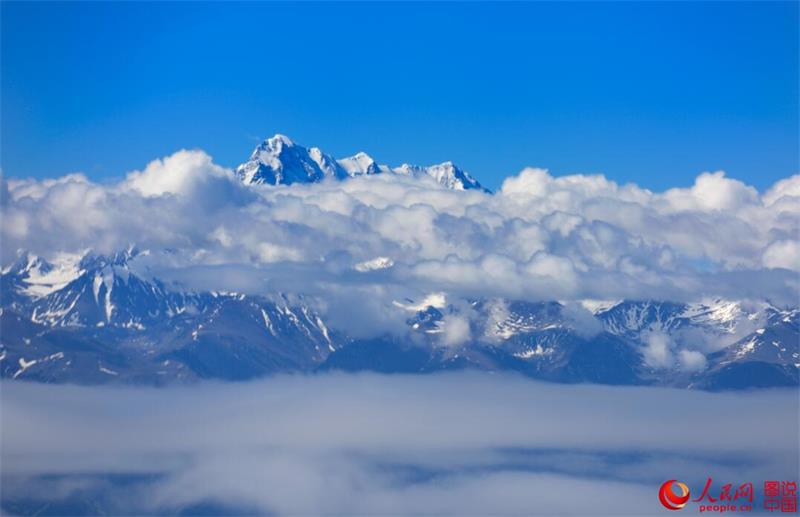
left=235, top=134, right=488, bottom=191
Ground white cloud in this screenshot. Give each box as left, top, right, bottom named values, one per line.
left=124, top=149, right=232, bottom=198
left=500, top=167, right=552, bottom=197
left=662, top=171, right=758, bottom=212
left=642, top=331, right=674, bottom=369
left=559, top=302, right=604, bottom=338
left=678, top=349, right=708, bottom=372
left=2, top=373, right=797, bottom=515
left=2, top=151, right=798, bottom=339
left=763, top=174, right=800, bottom=205
left=439, top=314, right=471, bottom=347
left=762, top=239, right=800, bottom=271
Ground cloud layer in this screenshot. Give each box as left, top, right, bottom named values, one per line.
left=2, top=373, right=797, bottom=515
left=2, top=150, right=798, bottom=336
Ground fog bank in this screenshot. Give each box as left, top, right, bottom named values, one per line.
left=2, top=373, right=797, bottom=515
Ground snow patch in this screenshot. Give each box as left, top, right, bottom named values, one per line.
left=354, top=257, right=394, bottom=272
left=13, top=357, right=37, bottom=378
left=99, top=366, right=119, bottom=376
left=394, top=293, right=447, bottom=312
left=20, top=252, right=83, bottom=298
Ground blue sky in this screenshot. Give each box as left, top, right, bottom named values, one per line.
left=2, top=1, right=797, bottom=191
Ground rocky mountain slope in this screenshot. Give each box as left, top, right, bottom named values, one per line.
left=1, top=250, right=796, bottom=389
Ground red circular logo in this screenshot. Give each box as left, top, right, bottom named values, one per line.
left=659, top=480, right=691, bottom=510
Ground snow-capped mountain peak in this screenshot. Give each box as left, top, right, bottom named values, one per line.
left=4, top=251, right=85, bottom=298
left=235, top=135, right=488, bottom=191
left=393, top=163, right=423, bottom=176
left=269, top=133, right=294, bottom=146
left=337, top=152, right=380, bottom=176
left=248, top=134, right=296, bottom=162
left=236, top=134, right=344, bottom=185
left=422, top=161, right=484, bottom=191
left=1, top=248, right=797, bottom=389
left=392, top=161, right=486, bottom=191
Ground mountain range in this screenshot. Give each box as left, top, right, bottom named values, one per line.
left=2, top=249, right=797, bottom=389
left=235, top=134, right=488, bottom=191
left=1, top=136, right=797, bottom=389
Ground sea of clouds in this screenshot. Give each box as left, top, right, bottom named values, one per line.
left=2, top=149, right=798, bottom=339
left=3, top=149, right=798, bottom=514
left=2, top=372, right=798, bottom=515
